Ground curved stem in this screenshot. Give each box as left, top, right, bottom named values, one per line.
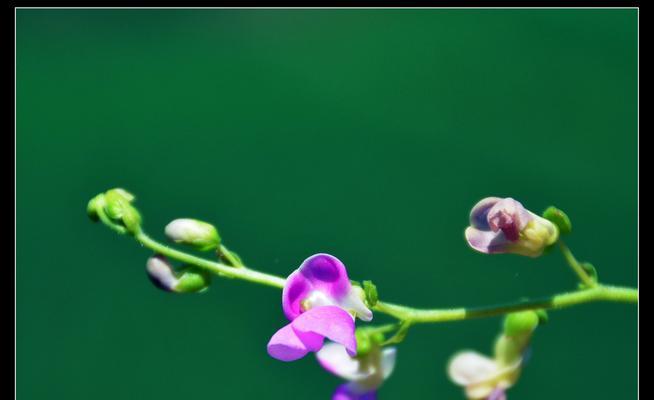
left=135, top=231, right=286, bottom=289
left=132, top=229, right=637, bottom=326
left=558, top=240, right=597, bottom=287
left=219, top=244, right=244, bottom=268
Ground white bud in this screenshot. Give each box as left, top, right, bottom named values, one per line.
left=164, top=218, right=220, bottom=251
left=146, top=255, right=178, bottom=292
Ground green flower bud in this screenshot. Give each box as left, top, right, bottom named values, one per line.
left=355, top=329, right=373, bottom=356
left=165, top=218, right=220, bottom=251
left=370, top=331, right=385, bottom=345
left=535, top=309, right=549, bottom=325
left=577, top=262, right=599, bottom=289
left=86, top=194, right=104, bottom=222
left=354, top=328, right=386, bottom=357
left=503, top=310, right=539, bottom=337
left=87, top=188, right=142, bottom=234
left=175, top=266, right=212, bottom=293
left=542, top=206, right=572, bottom=235
left=104, top=189, right=135, bottom=219
left=146, top=256, right=211, bottom=293
left=363, top=280, right=379, bottom=307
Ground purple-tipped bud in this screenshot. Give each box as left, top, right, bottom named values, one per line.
left=145, top=255, right=211, bottom=293
left=146, top=255, right=178, bottom=292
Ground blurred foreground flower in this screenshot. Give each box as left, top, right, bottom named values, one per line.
left=465, top=197, right=558, bottom=257
left=267, top=254, right=372, bottom=362
left=447, top=311, right=540, bottom=399
left=317, top=335, right=396, bottom=400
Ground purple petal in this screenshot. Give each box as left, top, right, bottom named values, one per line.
left=267, top=323, right=323, bottom=362
left=282, top=271, right=313, bottom=320
left=470, top=197, right=501, bottom=230
left=488, top=388, right=507, bottom=400
left=292, top=306, right=357, bottom=356
left=333, top=384, right=377, bottom=400
left=283, top=254, right=352, bottom=320
left=465, top=227, right=511, bottom=254
left=487, top=198, right=532, bottom=241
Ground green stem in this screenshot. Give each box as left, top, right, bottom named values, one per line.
left=558, top=240, right=597, bottom=287
left=136, top=231, right=286, bottom=289
left=373, top=284, right=637, bottom=323
left=382, top=320, right=413, bottom=345
left=129, top=230, right=637, bottom=326
left=219, top=244, right=244, bottom=268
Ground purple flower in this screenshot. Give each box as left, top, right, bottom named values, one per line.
left=465, top=197, right=558, bottom=257
left=317, top=342, right=396, bottom=400
left=267, top=254, right=373, bottom=362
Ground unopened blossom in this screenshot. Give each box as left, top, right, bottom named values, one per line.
left=146, top=255, right=211, bottom=293
left=165, top=218, right=220, bottom=251
left=465, top=197, right=558, bottom=257
left=317, top=341, right=396, bottom=400
left=267, top=254, right=372, bottom=362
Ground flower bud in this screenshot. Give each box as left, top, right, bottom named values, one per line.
left=146, top=255, right=211, bottom=293
left=88, top=188, right=141, bottom=234
left=175, top=266, right=212, bottom=293
left=165, top=218, right=220, bottom=251
left=577, top=262, right=599, bottom=289
left=354, top=328, right=386, bottom=357
left=542, top=206, right=572, bottom=235
left=146, top=255, right=178, bottom=292
left=503, top=310, right=539, bottom=337
left=355, top=329, right=373, bottom=356
left=362, top=280, right=378, bottom=307
left=86, top=194, right=104, bottom=222
left=465, top=197, right=559, bottom=258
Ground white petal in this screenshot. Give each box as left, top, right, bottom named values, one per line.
left=381, top=347, right=397, bottom=380
left=303, top=290, right=337, bottom=310
left=465, top=383, right=497, bottom=400
left=447, top=351, right=499, bottom=386
left=316, top=343, right=373, bottom=381
left=165, top=219, right=208, bottom=241
left=146, top=255, right=178, bottom=290
left=340, top=287, right=373, bottom=322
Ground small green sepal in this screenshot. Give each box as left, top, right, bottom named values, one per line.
left=542, top=206, right=572, bottom=235
left=363, top=280, right=379, bottom=307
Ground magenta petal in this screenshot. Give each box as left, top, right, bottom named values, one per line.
left=283, top=254, right=353, bottom=320
left=267, top=323, right=322, bottom=362
left=333, top=384, right=377, bottom=400
left=282, top=271, right=312, bottom=320
left=292, top=306, right=357, bottom=356
left=465, top=227, right=510, bottom=254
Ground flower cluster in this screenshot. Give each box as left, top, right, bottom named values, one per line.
left=88, top=188, right=630, bottom=400
left=266, top=253, right=399, bottom=399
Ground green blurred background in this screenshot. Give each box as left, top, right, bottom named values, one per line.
left=17, top=9, right=637, bottom=399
